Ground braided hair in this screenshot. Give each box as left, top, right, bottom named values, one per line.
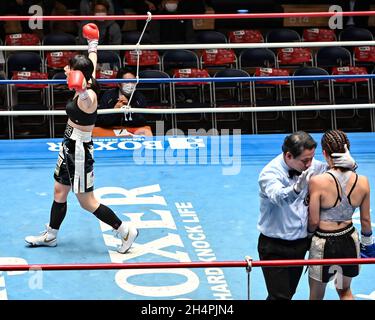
left=321, top=130, right=351, bottom=171
left=321, top=130, right=350, bottom=155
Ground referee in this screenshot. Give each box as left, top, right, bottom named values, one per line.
left=257, top=131, right=356, bottom=300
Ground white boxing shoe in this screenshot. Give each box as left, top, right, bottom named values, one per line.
left=117, top=222, right=138, bottom=254
left=25, top=224, right=58, bottom=247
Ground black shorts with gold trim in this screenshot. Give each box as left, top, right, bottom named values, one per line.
left=308, top=223, right=360, bottom=283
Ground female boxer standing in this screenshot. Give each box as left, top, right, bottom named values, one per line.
left=25, top=23, right=138, bottom=254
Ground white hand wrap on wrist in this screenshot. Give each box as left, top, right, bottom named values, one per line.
left=79, top=90, right=89, bottom=101
left=88, top=39, right=98, bottom=53
left=361, top=234, right=374, bottom=245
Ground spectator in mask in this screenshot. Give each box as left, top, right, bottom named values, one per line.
left=80, top=0, right=125, bottom=27
left=80, top=0, right=114, bottom=15
left=128, top=0, right=205, bottom=43
left=158, top=0, right=197, bottom=44
left=78, top=0, right=121, bottom=46
left=96, top=68, right=147, bottom=128
left=164, top=0, right=178, bottom=12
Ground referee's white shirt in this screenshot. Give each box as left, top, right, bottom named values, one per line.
left=257, top=153, right=327, bottom=240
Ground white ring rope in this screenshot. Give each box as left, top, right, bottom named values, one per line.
left=121, top=11, right=153, bottom=121
left=1, top=103, right=375, bottom=116
left=2, top=74, right=374, bottom=84
left=2, top=41, right=375, bottom=52
left=2, top=34, right=374, bottom=119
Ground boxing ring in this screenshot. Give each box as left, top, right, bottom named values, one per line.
left=0, top=10, right=375, bottom=301
left=0, top=133, right=374, bottom=300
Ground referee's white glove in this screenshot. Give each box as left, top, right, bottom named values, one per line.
left=293, top=168, right=313, bottom=194
left=331, top=144, right=357, bottom=170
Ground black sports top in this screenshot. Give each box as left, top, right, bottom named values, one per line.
left=320, top=170, right=358, bottom=222
left=66, top=96, right=97, bottom=126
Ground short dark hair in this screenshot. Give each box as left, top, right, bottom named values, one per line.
left=93, top=0, right=110, bottom=11
left=69, top=55, right=93, bottom=82
left=117, top=67, right=135, bottom=80
left=282, top=131, right=317, bottom=158
left=69, top=54, right=100, bottom=95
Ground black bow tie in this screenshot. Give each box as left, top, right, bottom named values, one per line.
left=288, top=169, right=302, bottom=178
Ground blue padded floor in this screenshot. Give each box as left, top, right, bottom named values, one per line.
left=0, top=133, right=374, bottom=300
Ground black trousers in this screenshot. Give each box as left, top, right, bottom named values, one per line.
left=257, top=233, right=310, bottom=300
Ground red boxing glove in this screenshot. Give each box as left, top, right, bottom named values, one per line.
left=68, top=70, right=87, bottom=93
left=83, top=23, right=99, bottom=53
left=82, top=23, right=99, bottom=41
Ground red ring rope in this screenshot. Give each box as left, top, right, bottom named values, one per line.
left=0, top=258, right=374, bottom=271
left=0, top=11, right=375, bottom=21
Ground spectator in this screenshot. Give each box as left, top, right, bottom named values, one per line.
left=80, top=0, right=125, bottom=27
left=78, top=0, right=122, bottom=46
left=2, top=0, right=37, bottom=36
left=80, top=0, right=114, bottom=15
left=96, top=68, right=147, bottom=128
left=39, top=1, right=78, bottom=35
left=127, top=0, right=205, bottom=43
left=158, top=0, right=206, bottom=43
left=127, top=0, right=161, bottom=34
